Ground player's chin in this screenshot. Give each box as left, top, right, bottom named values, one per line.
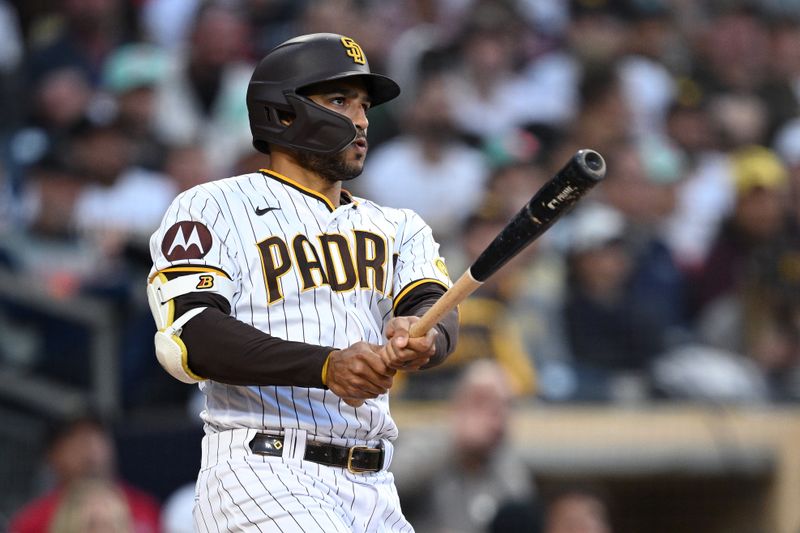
left=339, top=156, right=365, bottom=181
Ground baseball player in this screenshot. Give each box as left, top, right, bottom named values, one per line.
left=147, top=33, right=459, bottom=532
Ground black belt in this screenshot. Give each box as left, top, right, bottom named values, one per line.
left=249, top=434, right=384, bottom=473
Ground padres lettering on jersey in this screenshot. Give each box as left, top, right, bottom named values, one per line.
left=257, top=230, right=387, bottom=303
left=149, top=169, right=451, bottom=445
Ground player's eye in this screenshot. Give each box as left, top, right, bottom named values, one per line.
left=330, top=96, right=346, bottom=106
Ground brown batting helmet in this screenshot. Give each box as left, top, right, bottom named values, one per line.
left=246, top=33, right=400, bottom=155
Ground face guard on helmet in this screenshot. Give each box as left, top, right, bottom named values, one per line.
left=246, top=33, right=400, bottom=155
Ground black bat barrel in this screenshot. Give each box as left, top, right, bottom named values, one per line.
left=470, top=149, right=606, bottom=282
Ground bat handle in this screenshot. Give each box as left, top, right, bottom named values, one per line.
left=407, top=271, right=482, bottom=338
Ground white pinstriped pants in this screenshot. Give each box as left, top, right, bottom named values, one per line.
left=193, top=428, right=414, bottom=533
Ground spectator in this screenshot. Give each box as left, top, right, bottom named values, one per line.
left=161, top=143, right=212, bottom=193
left=600, top=139, right=691, bottom=345
left=693, top=3, right=771, bottom=94
left=513, top=0, right=631, bottom=136
left=151, top=2, right=254, bottom=176
left=0, top=1, right=21, bottom=75
left=663, top=88, right=736, bottom=268
left=489, top=499, right=545, bottom=533
left=25, top=0, right=129, bottom=89
left=392, top=360, right=537, bottom=533
left=9, top=415, right=161, bottom=533
left=396, top=205, right=537, bottom=400
left=22, top=119, right=174, bottom=255
left=569, top=62, right=632, bottom=157
left=19, top=155, right=81, bottom=241
left=561, top=203, right=663, bottom=401
left=565, top=0, right=629, bottom=66
left=689, top=145, right=791, bottom=318
left=298, top=0, right=361, bottom=41
left=0, top=0, right=23, bottom=129
left=708, top=91, right=769, bottom=150
left=4, top=66, right=93, bottom=206
left=692, top=145, right=800, bottom=399
left=480, top=162, right=572, bottom=392
left=482, top=161, right=551, bottom=221
left=244, top=0, right=307, bottom=59
left=50, top=479, right=133, bottom=533
left=101, top=43, right=170, bottom=171
left=441, top=1, right=541, bottom=141
left=760, top=15, right=800, bottom=140
left=383, top=0, right=454, bottom=117
left=617, top=1, right=678, bottom=138
left=542, top=484, right=612, bottom=533
left=358, top=71, right=489, bottom=246
left=139, top=0, right=201, bottom=52
left=479, top=200, right=575, bottom=403
left=774, top=117, right=800, bottom=213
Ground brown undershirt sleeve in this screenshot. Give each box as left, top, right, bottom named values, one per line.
left=174, top=291, right=333, bottom=388
left=171, top=280, right=457, bottom=387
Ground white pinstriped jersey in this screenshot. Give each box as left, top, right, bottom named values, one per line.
left=149, top=169, right=451, bottom=445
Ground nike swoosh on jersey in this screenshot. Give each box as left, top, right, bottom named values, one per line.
left=255, top=206, right=280, bottom=216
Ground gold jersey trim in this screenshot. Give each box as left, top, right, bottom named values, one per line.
left=392, top=278, right=449, bottom=313
left=260, top=169, right=359, bottom=211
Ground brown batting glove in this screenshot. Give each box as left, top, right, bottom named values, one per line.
left=325, top=342, right=396, bottom=408
left=382, top=316, right=438, bottom=371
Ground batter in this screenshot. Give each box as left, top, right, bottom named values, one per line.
left=147, top=33, right=459, bottom=532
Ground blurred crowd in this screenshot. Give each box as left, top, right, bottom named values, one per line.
left=1, top=0, right=800, bottom=529
left=1, top=0, right=800, bottom=409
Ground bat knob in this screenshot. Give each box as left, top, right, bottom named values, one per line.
left=576, top=149, right=607, bottom=182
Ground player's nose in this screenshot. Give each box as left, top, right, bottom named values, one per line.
left=351, top=103, right=369, bottom=131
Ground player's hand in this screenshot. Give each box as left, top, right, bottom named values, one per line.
left=326, top=342, right=396, bottom=407
left=382, top=316, right=437, bottom=371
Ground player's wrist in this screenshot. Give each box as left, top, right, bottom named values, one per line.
left=321, top=351, right=335, bottom=387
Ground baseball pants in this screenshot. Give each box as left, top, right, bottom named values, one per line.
left=193, top=428, right=414, bottom=533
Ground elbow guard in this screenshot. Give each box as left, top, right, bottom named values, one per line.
left=146, top=271, right=235, bottom=383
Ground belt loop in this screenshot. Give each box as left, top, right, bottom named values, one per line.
left=380, top=438, right=393, bottom=471
left=282, top=428, right=307, bottom=461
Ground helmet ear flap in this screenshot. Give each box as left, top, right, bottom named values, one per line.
left=251, top=104, right=291, bottom=154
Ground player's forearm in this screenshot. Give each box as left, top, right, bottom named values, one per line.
left=175, top=293, right=333, bottom=388
left=395, top=283, right=459, bottom=368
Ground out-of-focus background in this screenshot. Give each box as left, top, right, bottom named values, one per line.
left=1, top=0, right=799, bottom=532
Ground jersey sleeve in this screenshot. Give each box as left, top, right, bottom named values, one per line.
left=392, top=209, right=452, bottom=311
left=149, top=186, right=240, bottom=290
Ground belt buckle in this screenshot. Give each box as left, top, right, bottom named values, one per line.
left=347, top=445, right=371, bottom=474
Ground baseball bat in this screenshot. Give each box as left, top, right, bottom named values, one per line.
left=408, top=148, right=607, bottom=338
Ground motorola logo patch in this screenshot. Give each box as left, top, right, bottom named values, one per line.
left=161, top=221, right=213, bottom=261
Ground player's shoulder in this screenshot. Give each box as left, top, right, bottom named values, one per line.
left=353, top=197, right=421, bottom=221
left=173, top=172, right=265, bottom=204
left=352, top=196, right=432, bottom=231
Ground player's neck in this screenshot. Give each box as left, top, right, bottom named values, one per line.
left=270, top=152, right=343, bottom=208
